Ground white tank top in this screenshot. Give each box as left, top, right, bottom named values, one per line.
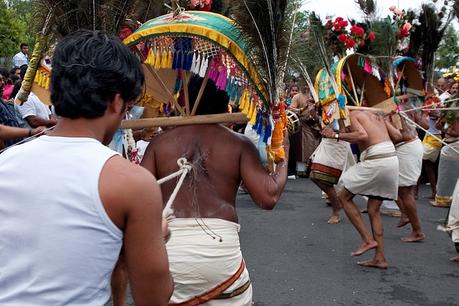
left=0, top=136, right=122, bottom=306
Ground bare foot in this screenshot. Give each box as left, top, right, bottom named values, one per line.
left=327, top=215, right=340, bottom=224
left=357, top=259, right=388, bottom=269
left=351, top=241, right=378, bottom=256
left=397, top=217, right=410, bottom=228
left=401, top=232, right=425, bottom=242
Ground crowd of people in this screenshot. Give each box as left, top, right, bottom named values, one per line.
left=0, top=31, right=458, bottom=305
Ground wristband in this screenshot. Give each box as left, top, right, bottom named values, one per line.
left=334, top=133, right=339, bottom=141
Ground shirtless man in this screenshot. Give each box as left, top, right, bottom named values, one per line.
left=385, top=97, right=428, bottom=242
left=322, top=110, right=399, bottom=269
left=115, top=75, right=289, bottom=305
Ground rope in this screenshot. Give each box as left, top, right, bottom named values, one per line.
left=158, top=157, right=193, bottom=218
left=398, top=112, right=459, bottom=155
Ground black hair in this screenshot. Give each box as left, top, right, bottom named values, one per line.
left=20, top=43, right=28, bottom=49
left=51, top=30, right=144, bottom=119
left=19, top=65, right=28, bottom=80
left=0, top=68, right=8, bottom=79
left=188, top=75, right=229, bottom=115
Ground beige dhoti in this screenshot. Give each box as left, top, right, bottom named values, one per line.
left=447, top=179, right=459, bottom=248
left=396, top=138, right=423, bottom=187
left=310, top=138, right=354, bottom=185
left=167, top=218, right=252, bottom=306
left=340, top=141, right=399, bottom=200
left=435, top=139, right=459, bottom=207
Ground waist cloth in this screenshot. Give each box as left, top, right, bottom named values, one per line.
left=423, top=134, right=443, bottom=162
left=310, top=138, right=355, bottom=185
left=447, top=179, right=459, bottom=244
left=396, top=138, right=423, bottom=187
left=166, top=218, right=252, bottom=306
left=436, top=138, right=459, bottom=205
left=339, top=141, right=399, bottom=200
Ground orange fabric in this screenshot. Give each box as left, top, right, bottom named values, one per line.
left=310, top=163, right=342, bottom=178
left=169, top=260, right=246, bottom=306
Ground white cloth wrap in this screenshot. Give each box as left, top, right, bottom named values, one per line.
left=437, top=139, right=459, bottom=198
left=448, top=179, right=459, bottom=244
left=311, top=138, right=354, bottom=170
left=167, top=218, right=252, bottom=305
left=396, top=138, right=423, bottom=187
left=339, top=141, right=399, bottom=200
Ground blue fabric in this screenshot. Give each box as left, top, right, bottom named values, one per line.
left=0, top=99, right=22, bottom=147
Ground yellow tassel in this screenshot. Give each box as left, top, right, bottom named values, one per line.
left=239, top=90, right=247, bottom=112
left=154, top=50, right=161, bottom=69
left=249, top=104, right=257, bottom=125
left=145, top=49, right=155, bottom=65
left=159, top=50, right=167, bottom=69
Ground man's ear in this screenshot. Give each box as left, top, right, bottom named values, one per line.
left=107, top=94, right=124, bottom=115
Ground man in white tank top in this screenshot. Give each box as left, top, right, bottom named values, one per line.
left=0, top=31, right=173, bottom=306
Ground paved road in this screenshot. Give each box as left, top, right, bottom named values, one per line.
left=112, top=179, right=458, bottom=306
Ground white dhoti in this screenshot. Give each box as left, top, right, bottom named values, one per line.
left=435, top=139, right=459, bottom=206
left=447, top=179, right=459, bottom=248
left=167, top=218, right=252, bottom=306
left=340, top=141, right=399, bottom=200
left=310, top=138, right=355, bottom=185
left=396, top=138, right=423, bottom=187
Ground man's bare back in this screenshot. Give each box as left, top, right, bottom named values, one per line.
left=141, top=124, right=289, bottom=223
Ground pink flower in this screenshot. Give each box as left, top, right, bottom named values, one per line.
left=402, top=22, right=412, bottom=32
left=394, top=9, right=403, bottom=16
left=389, top=5, right=396, bottom=11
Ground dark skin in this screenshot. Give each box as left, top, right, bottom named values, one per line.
left=141, top=123, right=290, bottom=222
left=50, top=94, right=173, bottom=306
left=25, top=115, right=57, bottom=128
left=112, top=122, right=289, bottom=306
left=323, top=110, right=395, bottom=269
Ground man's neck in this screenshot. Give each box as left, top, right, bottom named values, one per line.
left=48, top=118, right=106, bottom=143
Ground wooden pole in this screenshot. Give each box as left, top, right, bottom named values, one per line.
left=346, top=63, right=360, bottom=106
left=191, top=66, right=210, bottom=116
left=183, top=71, right=190, bottom=116
left=121, top=112, right=248, bottom=130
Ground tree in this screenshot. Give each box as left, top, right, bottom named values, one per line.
left=0, top=1, right=28, bottom=66
left=436, top=25, right=459, bottom=69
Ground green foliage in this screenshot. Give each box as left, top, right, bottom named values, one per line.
left=436, top=26, right=459, bottom=69
left=0, top=1, right=32, bottom=66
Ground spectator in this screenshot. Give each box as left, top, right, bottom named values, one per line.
left=12, top=43, right=29, bottom=68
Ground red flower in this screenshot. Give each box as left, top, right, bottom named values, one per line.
left=338, top=33, right=347, bottom=43
left=358, top=40, right=365, bottom=47
left=399, top=28, right=410, bottom=38
left=368, top=31, right=375, bottom=42
left=345, top=37, right=355, bottom=48
left=350, top=25, right=365, bottom=37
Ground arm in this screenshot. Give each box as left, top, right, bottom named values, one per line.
left=101, top=158, right=173, bottom=306
left=384, top=117, right=403, bottom=143
left=25, top=115, right=57, bottom=128
left=0, top=124, right=45, bottom=140
left=322, top=112, right=368, bottom=143
left=240, top=131, right=289, bottom=209
left=413, top=111, right=429, bottom=130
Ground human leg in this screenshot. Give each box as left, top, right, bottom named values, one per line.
left=338, top=188, right=377, bottom=255
left=311, top=178, right=341, bottom=224
left=357, top=198, right=388, bottom=269
left=399, top=186, right=425, bottom=242
left=424, top=160, right=437, bottom=198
